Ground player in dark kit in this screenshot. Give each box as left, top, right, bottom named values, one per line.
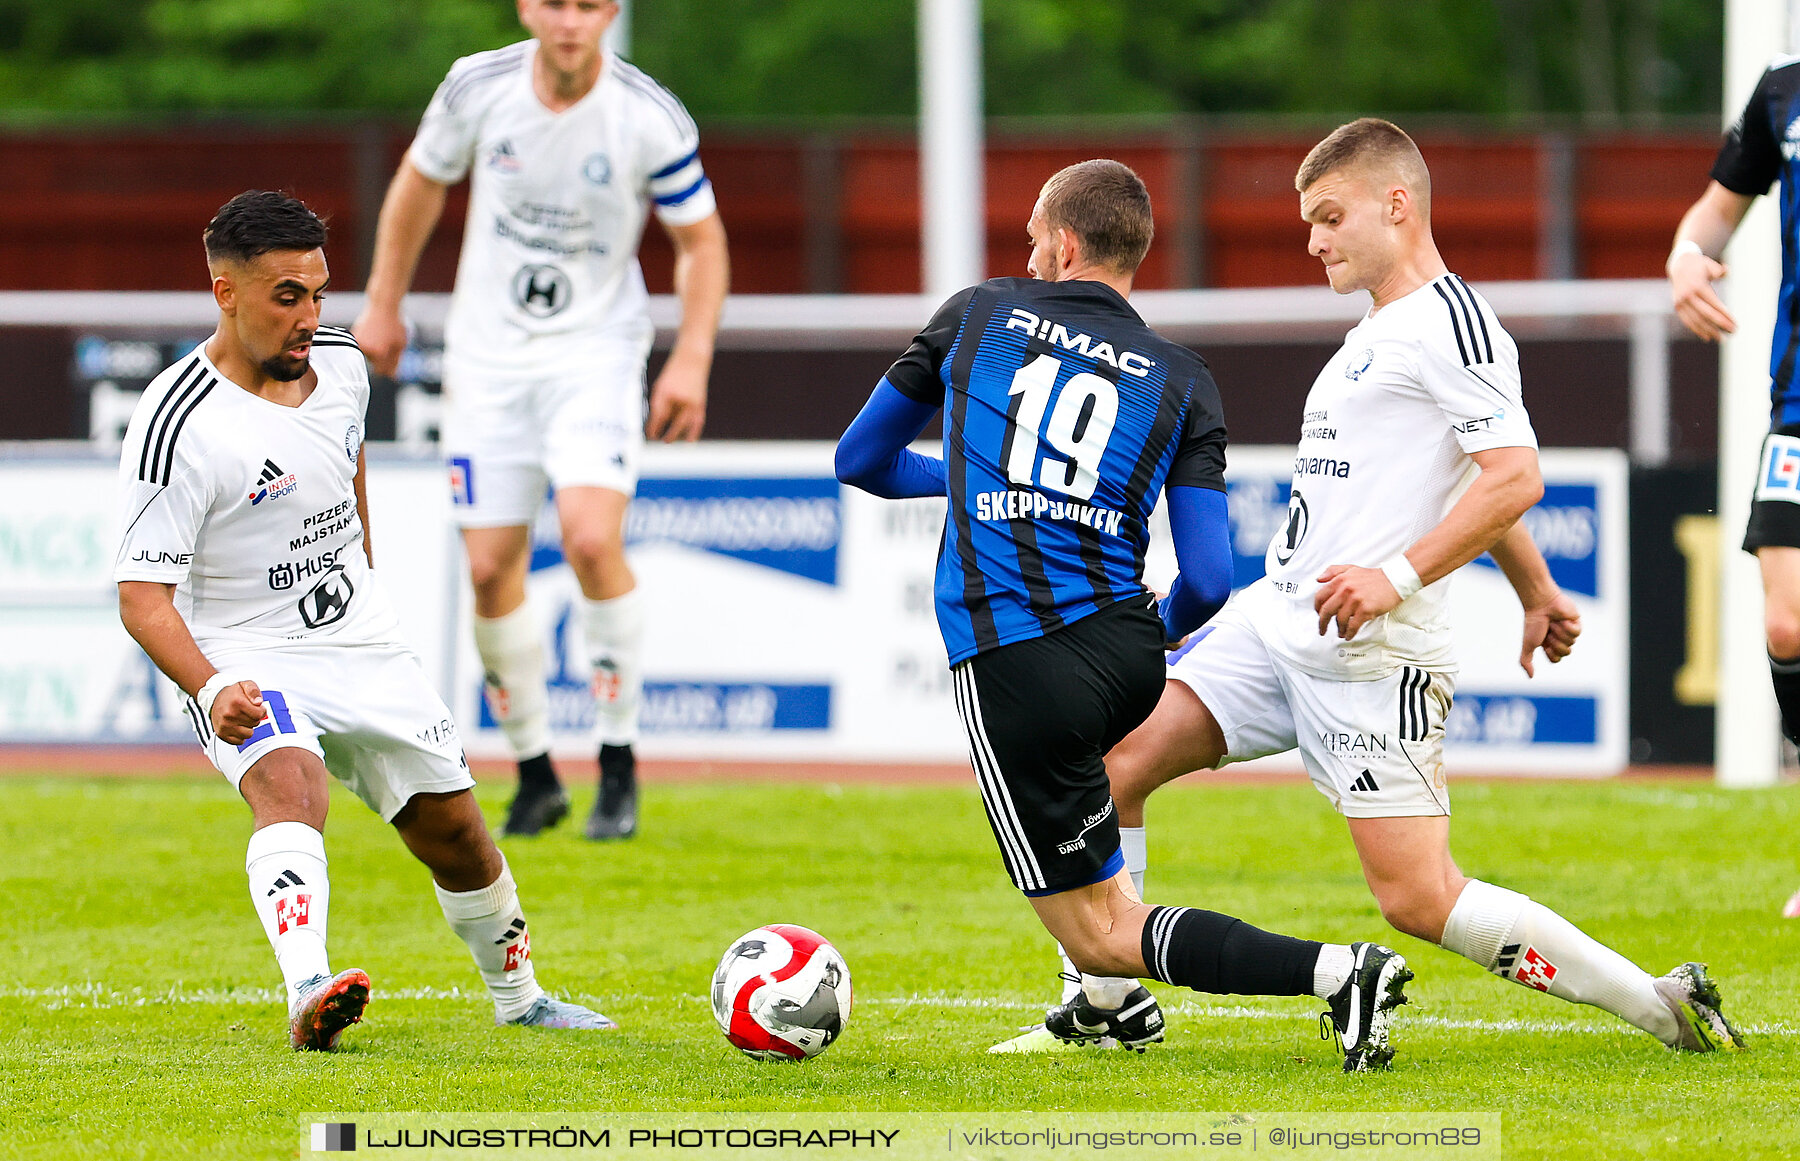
left=835, top=160, right=1413, bottom=1070
left=1669, top=56, right=1800, bottom=917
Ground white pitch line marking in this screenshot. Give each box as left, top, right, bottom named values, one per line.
left=4, top=984, right=1792, bottom=1037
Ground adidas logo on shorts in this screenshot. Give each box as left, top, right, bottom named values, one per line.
left=1350, top=769, right=1381, bottom=793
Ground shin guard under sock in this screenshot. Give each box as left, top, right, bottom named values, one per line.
left=246, top=822, right=332, bottom=1008
left=1139, top=905, right=1319, bottom=996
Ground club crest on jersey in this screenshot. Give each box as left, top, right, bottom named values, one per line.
left=1345, top=348, right=1374, bottom=380
left=248, top=458, right=298, bottom=506
left=344, top=424, right=361, bottom=464
left=488, top=139, right=522, bottom=174
left=581, top=152, right=612, bottom=185
left=1785, top=116, right=1800, bottom=161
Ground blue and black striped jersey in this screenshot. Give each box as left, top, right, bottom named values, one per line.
left=886, top=277, right=1227, bottom=665
left=1714, top=55, right=1800, bottom=429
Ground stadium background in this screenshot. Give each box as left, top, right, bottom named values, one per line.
left=4, top=5, right=1797, bottom=1160
left=0, top=126, right=1730, bottom=767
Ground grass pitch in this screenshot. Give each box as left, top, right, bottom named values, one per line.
left=0, top=771, right=1795, bottom=1159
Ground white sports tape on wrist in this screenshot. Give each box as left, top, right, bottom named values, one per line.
left=195, top=673, right=242, bottom=727
left=1380, top=555, right=1423, bottom=601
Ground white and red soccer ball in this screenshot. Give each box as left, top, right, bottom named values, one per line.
left=710, top=924, right=852, bottom=1061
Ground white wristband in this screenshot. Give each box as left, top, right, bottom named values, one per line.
left=195, top=673, right=240, bottom=728
left=1667, top=238, right=1704, bottom=271
left=1380, top=555, right=1424, bottom=602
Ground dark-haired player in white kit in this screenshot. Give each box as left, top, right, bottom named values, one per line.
left=1001, top=120, right=1743, bottom=1057
left=116, top=191, right=615, bottom=1049
left=355, top=0, right=730, bottom=841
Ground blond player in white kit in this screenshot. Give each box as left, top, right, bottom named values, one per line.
left=355, top=0, right=729, bottom=840
left=117, top=191, right=617, bottom=1050
left=1000, top=119, right=1746, bottom=1057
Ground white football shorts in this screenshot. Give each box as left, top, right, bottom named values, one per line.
left=1167, top=609, right=1454, bottom=818
left=186, top=641, right=474, bottom=821
left=441, top=333, right=654, bottom=528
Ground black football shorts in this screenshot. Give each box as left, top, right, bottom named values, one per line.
left=950, top=595, right=1165, bottom=896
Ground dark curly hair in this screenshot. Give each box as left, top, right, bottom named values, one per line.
left=203, top=190, right=327, bottom=265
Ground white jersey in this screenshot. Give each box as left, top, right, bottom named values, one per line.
left=113, top=328, right=403, bottom=653
left=408, top=41, right=717, bottom=376
left=1234, top=273, right=1538, bottom=680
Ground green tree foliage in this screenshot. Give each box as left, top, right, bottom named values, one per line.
left=0, top=0, right=1728, bottom=121
left=0, top=0, right=518, bottom=113
left=635, top=0, right=1724, bottom=122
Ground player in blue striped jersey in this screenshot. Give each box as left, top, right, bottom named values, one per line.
left=886, top=264, right=1220, bottom=663
left=838, top=160, right=1411, bottom=1068
left=1669, top=54, right=1800, bottom=918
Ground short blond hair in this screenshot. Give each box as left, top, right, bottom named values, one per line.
left=1295, top=118, right=1431, bottom=216
left=1038, top=160, right=1155, bottom=274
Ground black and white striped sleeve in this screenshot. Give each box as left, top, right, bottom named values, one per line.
left=114, top=362, right=217, bottom=584
left=1420, top=276, right=1538, bottom=455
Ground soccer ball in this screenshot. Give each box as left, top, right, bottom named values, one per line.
left=710, top=924, right=852, bottom=1061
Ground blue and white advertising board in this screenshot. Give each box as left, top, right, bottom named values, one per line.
left=1, top=442, right=1627, bottom=775
left=462, top=443, right=962, bottom=760
left=1199, top=447, right=1629, bottom=776
left=0, top=451, right=456, bottom=744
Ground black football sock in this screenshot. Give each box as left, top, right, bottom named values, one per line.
left=599, top=743, right=635, bottom=789
left=1139, top=905, right=1320, bottom=996
left=517, top=751, right=559, bottom=792
left=1771, top=654, right=1800, bottom=744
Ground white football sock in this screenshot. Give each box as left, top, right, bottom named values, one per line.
left=245, top=822, right=332, bottom=1009
left=580, top=589, right=644, bottom=746
left=1120, top=825, right=1147, bottom=899
left=1440, top=879, right=1679, bottom=1045
left=472, top=601, right=552, bottom=759
left=1056, top=946, right=1083, bottom=1003
left=1056, top=947, right=1139, bottom=1009
left=434, top=860, right=545, bottom=1023
left=1080, top=974, right=1137, bottom=1010
left=1312, top=943, right=1356, bottom=999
